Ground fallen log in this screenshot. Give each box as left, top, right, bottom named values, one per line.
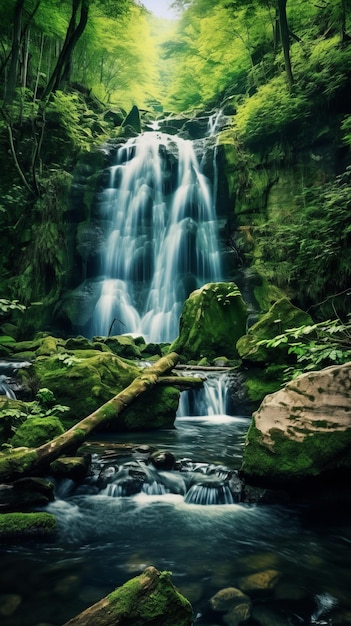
left=0, top=352, right=180, bottom=483
left=158, top=375, right=205, bottom=388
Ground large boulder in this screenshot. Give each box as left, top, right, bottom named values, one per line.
left=18, top=350, right=179, bottom=431
left=241, top=362, right=351, bottom=485
left=236, top=298, right=313, bottom=364
left=63, top=566, right=193, bottom=626
left=170, top=282, right=247, bottom=363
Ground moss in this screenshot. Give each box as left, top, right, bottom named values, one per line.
left=120, top=386, right=180, bottom=432
left=237, top=298, right=313, bottom=364
left=107, top=569, right=192, bottom=625
left=0, top=512, right=57, bottom=539
left=10, top=415, right=65, bottom=448
left=20, top=351, right=139, bottom=424
left=243, top=365, right=286, bottom=405
left=242, top=419, right=351, bottom=484
left=170, top=282, right=247, bottom=362
left=0, top=448, right=38, bottom=482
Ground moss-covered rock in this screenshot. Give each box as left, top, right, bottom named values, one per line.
left=170, top=282, right=247, bottom=362
left=50, top=456, right=89, bottom=480
left=18, top=350, right=179, bottom=431
left=63, top=566, right=193, bottom=626
left=236, top=298, right=313, bottom=364
left=0, top=512, right=57, bottom=540
left=10, top=415, right=65, bottom=448
left=241, top=362, right=351, bottom=485
left=19, top=351, right=139, bottom=424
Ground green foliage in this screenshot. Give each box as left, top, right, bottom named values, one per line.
left=0, top=299, right=26, bottom=318
left=254, top=168, right=351, bottom=314
left=234, top=74, right=308, bottom=142
left=258, top=317, right=351, bottom=379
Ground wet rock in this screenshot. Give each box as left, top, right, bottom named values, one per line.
left=238, top=552, right=281, bottom=572
left=0, top=593, right=22, bottom=616
left=50, top=456, right=89, bottom=481
left=0, top=478, right=55, bottom=511
left=238, top=569, right=281, bottom=593
left=150, top=450, right=176, bottom=470
left=210, top=587, right=250, bottom=612
left=54, top=574, right=81, bottom=599
left=223, top=602, right=251, bottom=626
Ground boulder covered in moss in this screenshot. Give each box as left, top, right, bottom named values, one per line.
left=236, top=298, right=313, bottom=364
left=63, top=566, right=193, bottom=626
left=0, top=512, right=57, bottom=540
left=241, top=362, right=351, bottom=485
left=170, top=282, right=247, bottom=363
left=19, top=350, right=179, bottom=431
left=10, top=415, right=65, bottom=448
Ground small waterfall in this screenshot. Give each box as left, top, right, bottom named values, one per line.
left=184, top=484, right=235, bottom=505
left=0, top=374, right=16, bottom=399
left=177, top=372, right=230, bottom=417
left=0, top=360, right=31, bottom=400
left=76, top=452, right=242, bottom=506
left=90, top=130, right=222, bottom=341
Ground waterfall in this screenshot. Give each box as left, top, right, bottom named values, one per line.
left=177, top=372, right=230, bottom=417
left=90, top=130, right=222, bottom=342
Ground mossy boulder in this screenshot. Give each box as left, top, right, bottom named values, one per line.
left=19, top=351, right=179, bottom=431
left=236, top=298, right=313, bottom=364
left=241, top=362, right=351, bottom=485
left=63, top=566, right=193, bottom=626
left=170, top=282, right=247, bottom=362
left=0, top=512, right=57, bottom=540
left=10, top=415, right=65, bottom=448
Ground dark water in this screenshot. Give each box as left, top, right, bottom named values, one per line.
left=1, top=412, right=351, bottom=625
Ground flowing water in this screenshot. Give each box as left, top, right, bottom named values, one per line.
left=1, top=377, right=351, bottom=626
left=90, top=130, right=221, bottom=341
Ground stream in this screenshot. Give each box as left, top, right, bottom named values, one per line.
left=1, top=375, right=351, bottom=625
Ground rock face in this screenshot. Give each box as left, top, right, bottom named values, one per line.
left=241, top=362, right=351, bottom=484
left=63, top=566, right=193, bottom=626
left=170, top=282, right=247, bottom=363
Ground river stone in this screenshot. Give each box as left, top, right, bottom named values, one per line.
left=238, top=551, right=280, bottom=572
left=0, top=593, right=22, bottom=616
left=170, top=282, right=247, bottom=362
left=236, top=297, right=313, bottom=364
left=223, top=602, right=251, bottom=626
left=241, top=362, right=351, bottom=484
left=210, top=587, right=250, bottom=612
left=50, top=456, right=89, bottom=481
left=238, top=569, right=281, bottom=592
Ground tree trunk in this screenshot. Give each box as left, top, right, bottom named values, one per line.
left=277, top=0, right=294, bottom=89
left=3, top=0, right=25, bottom=104
left=41, top=0, right=89, bottom=100
left=0, top=352, right=180, bottom=482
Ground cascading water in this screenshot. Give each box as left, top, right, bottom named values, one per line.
left=90, top=130, right=222, bottom=341
left=177, top=371, right=231, bottom=417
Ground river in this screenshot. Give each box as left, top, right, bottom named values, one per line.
left=1, top=376, right=351, bottom=625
